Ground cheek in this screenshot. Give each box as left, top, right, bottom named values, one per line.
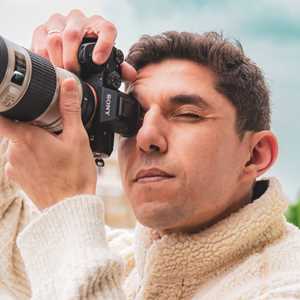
left=174, top=127, right=220, bottom=171
left=173, top=126, right=238, bottom=192
left=166, top=129, right=217, bottom=201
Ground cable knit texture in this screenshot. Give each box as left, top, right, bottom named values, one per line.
left=1, top=136, right=300, bottom=299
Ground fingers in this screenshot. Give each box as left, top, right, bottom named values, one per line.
left=31, top=25, right=49, bottom=59
left=46, top=13, right=66, bottom=68
left=32, top=10, right=130, bottom=80
left=59, top=78, right=83, bottom=137
left=62, top=10, right=87, bottom=73
left=121, top=62, right=137, bottom=82
left=87, top=15, right=118, bottom=64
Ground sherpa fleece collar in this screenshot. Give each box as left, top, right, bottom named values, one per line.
left=133, top=178, right=288, bottom=299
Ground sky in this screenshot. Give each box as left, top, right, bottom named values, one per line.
left=0, top=0, right=299, bottom=201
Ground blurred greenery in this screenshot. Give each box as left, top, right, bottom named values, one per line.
left=285, top=194, right=300, bottom=227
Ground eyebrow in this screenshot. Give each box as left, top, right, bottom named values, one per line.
left=169, top=94, right=211, bottom=110
left=128, top=91, right=211, bottom=111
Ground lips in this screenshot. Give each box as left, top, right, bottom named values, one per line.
left=134, top=168, right=175, bottom=182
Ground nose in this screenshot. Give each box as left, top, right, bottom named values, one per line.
left=136, top=107, right=168, bottom=154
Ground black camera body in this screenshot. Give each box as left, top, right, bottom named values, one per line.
left=0, top=36, right=141, bottom=166
left=77, top=39, right=141, bottom=165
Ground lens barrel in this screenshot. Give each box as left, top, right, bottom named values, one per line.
left=1, top=50, right=57, bottom=121
left=0, top=36, right=141, bottom=158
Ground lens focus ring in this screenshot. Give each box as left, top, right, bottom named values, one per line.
left=1, top=50, right=57, bottom=121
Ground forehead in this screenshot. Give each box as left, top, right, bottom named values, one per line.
left=128, top=59, right=223, bottom=109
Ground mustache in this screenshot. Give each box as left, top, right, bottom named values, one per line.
left=137, top=153, right=169, bottom=167
left=130, top=157, right=175, bottom=178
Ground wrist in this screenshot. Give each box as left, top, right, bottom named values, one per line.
left=39, top=187, right=97, bottom=210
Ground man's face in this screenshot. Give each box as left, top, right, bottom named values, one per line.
left=118, top=59, right=251, bottom=233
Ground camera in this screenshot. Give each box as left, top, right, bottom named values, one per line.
left=0, top=36, right=141, bottom=166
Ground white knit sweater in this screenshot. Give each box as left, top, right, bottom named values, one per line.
left=1, top=139, right=300, bottom=299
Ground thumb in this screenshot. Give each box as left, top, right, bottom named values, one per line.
left=59, top=78, right=82, bottom=136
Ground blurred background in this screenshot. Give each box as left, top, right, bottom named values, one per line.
left=0, top=0, right=299, bottom=228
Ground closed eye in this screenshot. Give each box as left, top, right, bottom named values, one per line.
left=177, top=113, right=202, bottom=119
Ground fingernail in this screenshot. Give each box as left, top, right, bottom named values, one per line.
left=63, top=79, right=78, bottom=93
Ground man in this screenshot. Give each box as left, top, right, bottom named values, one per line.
left=0, top=9, right=300, bottom=300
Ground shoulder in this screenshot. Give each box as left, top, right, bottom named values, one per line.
left=233, top=268, right=300, bottom=300
left=213, top=271, right=300, bottom=300
left=245, top=225, right=300, bottom=298
left=229, top=221, right=300, bottom=298
left=262, top=221, right=300, bottom=271
left=234, top=220, right=300, bottom=276
left=197, top=221, right=300, bottom=299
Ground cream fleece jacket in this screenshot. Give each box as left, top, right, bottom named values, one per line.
left=1, top=139, right=300, bottom=299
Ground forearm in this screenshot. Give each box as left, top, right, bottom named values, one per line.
left=17, top=195, right=126, bottom=300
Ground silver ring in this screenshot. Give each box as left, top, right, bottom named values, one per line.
left=48, top=29, right=61, bottom=35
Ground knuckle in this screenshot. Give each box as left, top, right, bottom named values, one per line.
left=4, top=162, right=15, bottom=180
left=63, top=98, right=81, bottom=113
left=78, top=129, right=88, bottom=141
left=100, top=40, right=112, bottom=52
left=68, top=9, right=84, bottom=18
left=6, top=147, right=13, bottom=163
left=31, top=25, right=47, bottom=52
left=35, top=48, right=48, bottom=58
left=68, top=126, right=88, bottom=147
left=6, top=146, right=19, bottom=165
left=104, top=21, right=117, bottom=34
left=89, top=14, right=103, bottom=22
left=77, top=128, right=89, bottom=146
left=47, top=33, right=62, bottom=49
left=63, top=59, right=77, bottom=72
left=48, top=13, right=65, bottom=23
left=63, top=28, right=82, bottom=42
left=33, top=24, right=46, bottom=37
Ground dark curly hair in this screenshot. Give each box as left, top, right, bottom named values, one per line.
left=125, top=31, right=270, bottom=135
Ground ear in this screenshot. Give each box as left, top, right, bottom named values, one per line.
left=243, top=130, right=278, bottom=179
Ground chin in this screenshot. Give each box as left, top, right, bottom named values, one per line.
left=132, top=198, right=181, bottom=230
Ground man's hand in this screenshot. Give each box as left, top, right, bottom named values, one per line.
left=0, top=79, right=97, bottom=210
left=31, top=9, right=137, bottom=79
left=0, top=10, right=138, bottom=209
